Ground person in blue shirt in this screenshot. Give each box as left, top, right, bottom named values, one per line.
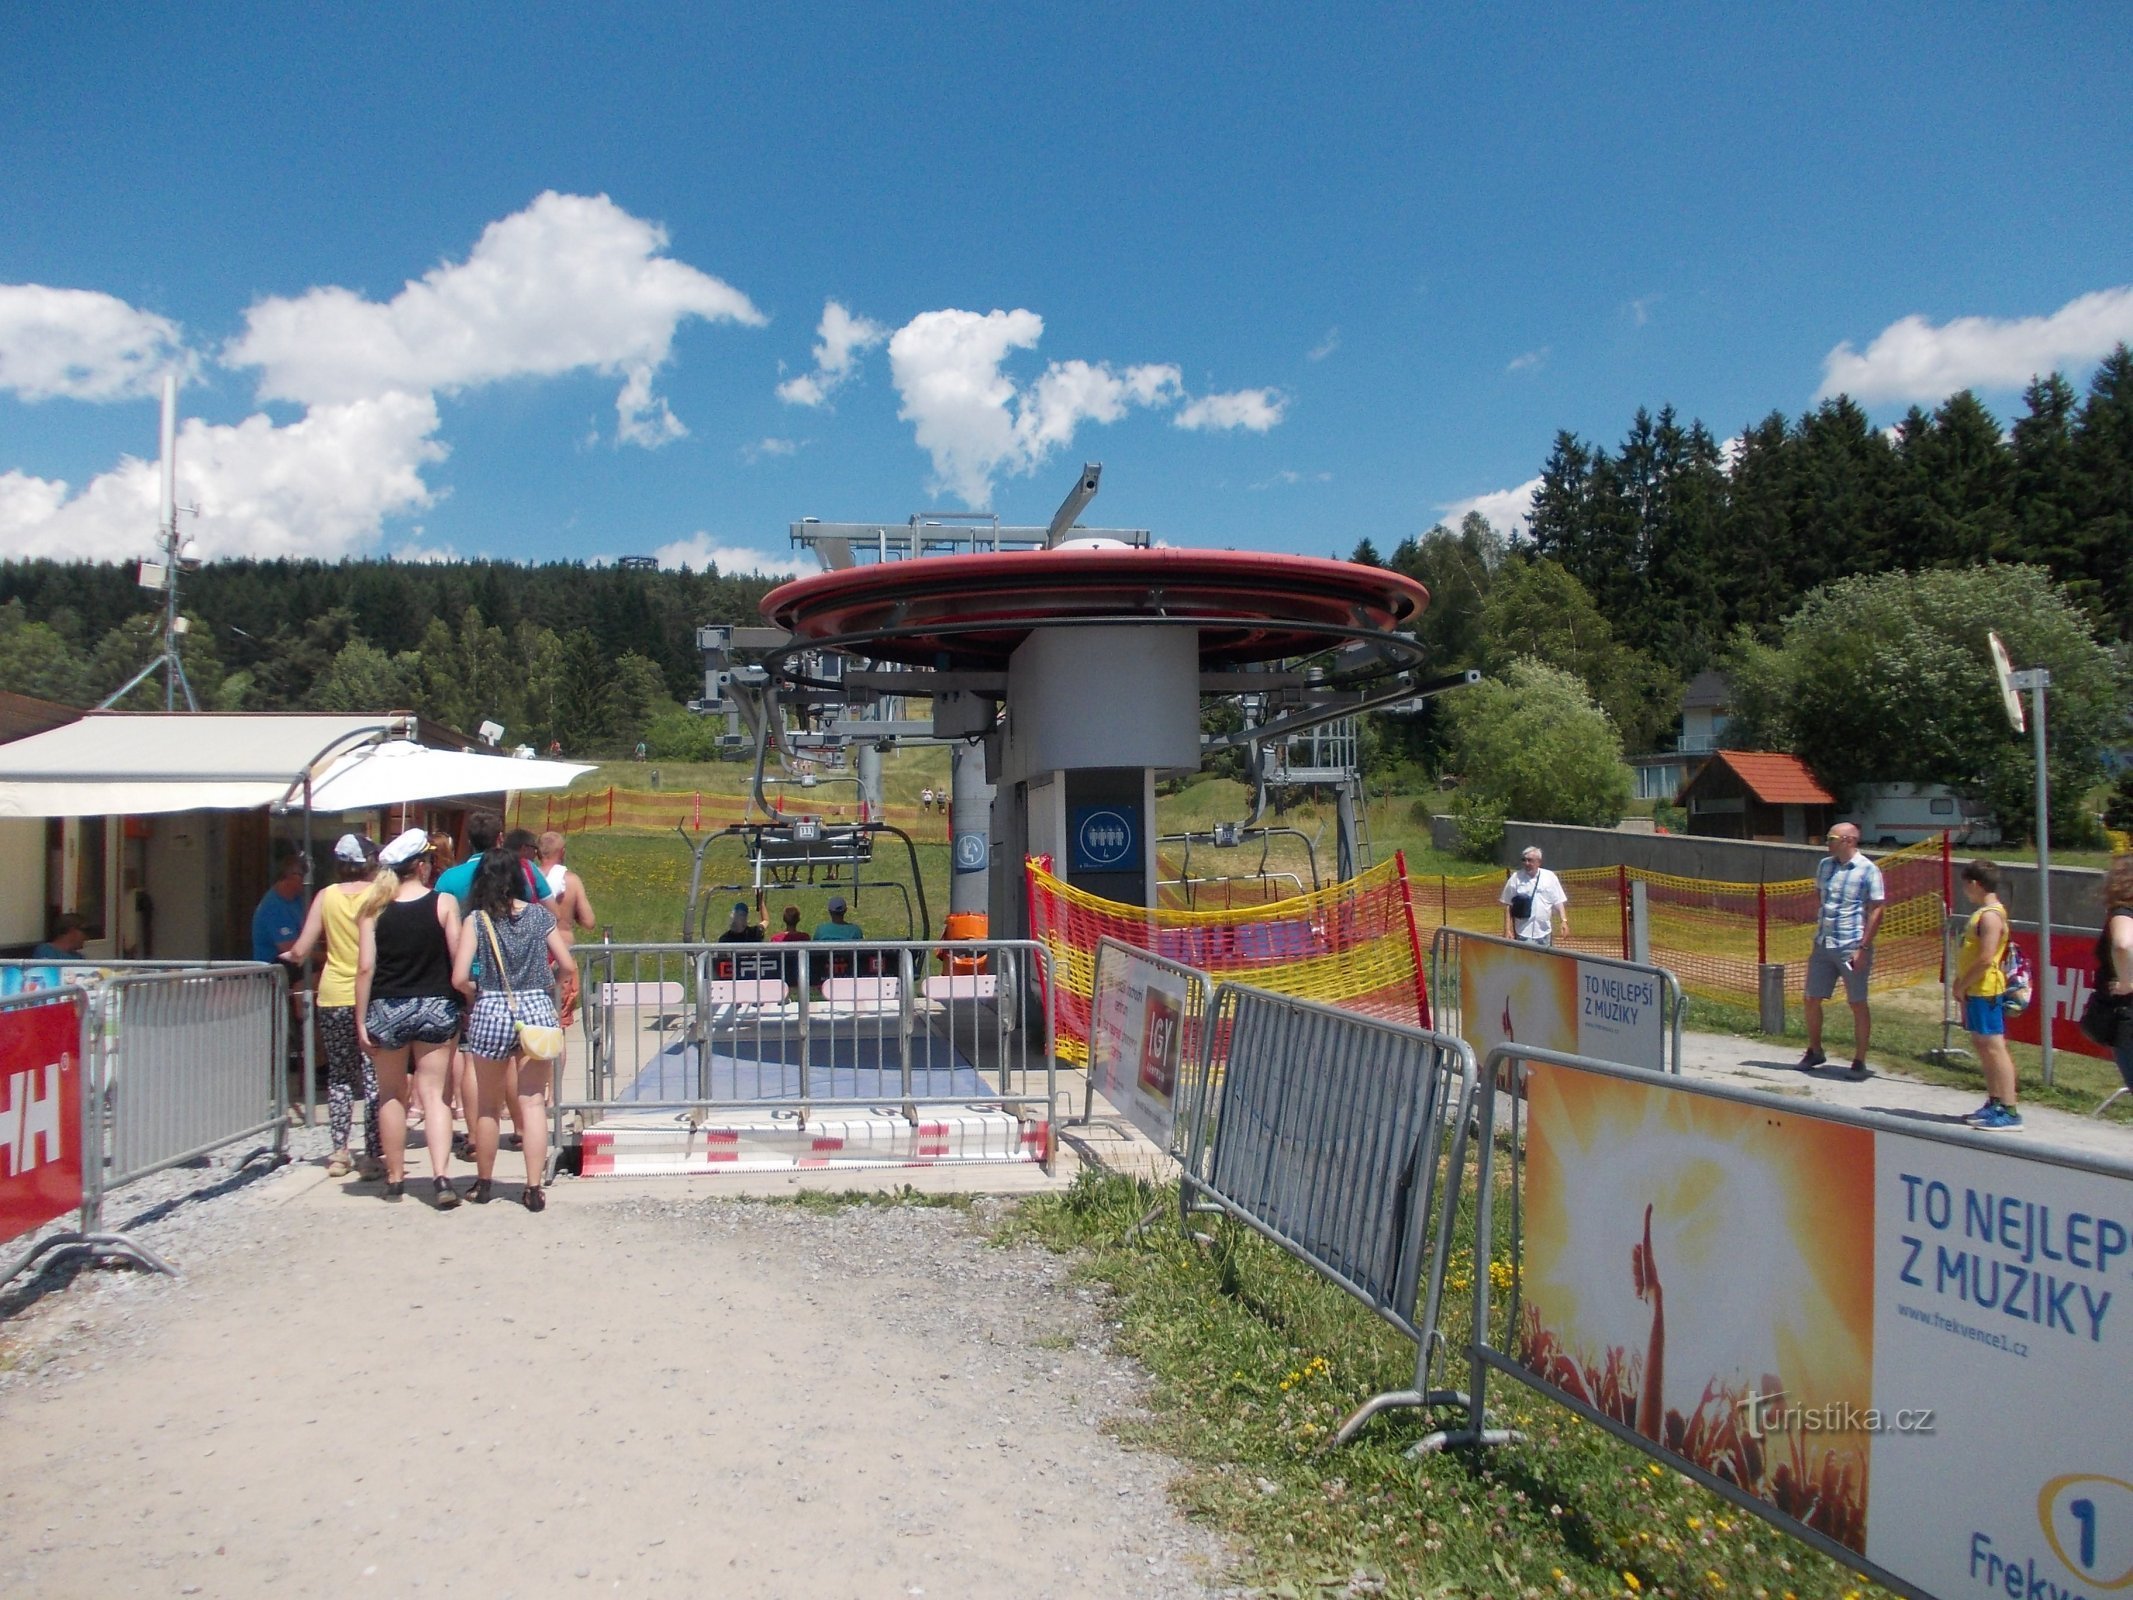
left=436, top=814, right=551, bottom=911
left=32, top=912, right=88, bottom=961
left=811, top=896, right=862, bottom=942
left=252, top=853, right=307, bottom=964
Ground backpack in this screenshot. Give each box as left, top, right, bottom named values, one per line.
left=2001, top=939, right=2032, bottom=1016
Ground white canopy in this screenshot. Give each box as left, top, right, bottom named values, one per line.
left=306, top=740, right=592, bottom=811
left=0, top=713, right=587, bottom=819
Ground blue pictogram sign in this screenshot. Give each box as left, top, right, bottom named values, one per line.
left=954, top=831, right=987, bottom=873
left=1071, top=805, right=1140, bottom=873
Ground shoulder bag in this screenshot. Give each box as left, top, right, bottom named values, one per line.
left=479, top=910, right=564, bottom=1061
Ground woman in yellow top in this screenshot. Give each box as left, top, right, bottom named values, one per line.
left=280, top=834, right=385, bottom=1177
left=1953, top=859, right=2021, bottom=1132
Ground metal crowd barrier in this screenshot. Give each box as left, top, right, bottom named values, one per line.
left=1420, top=1042, right=2133, bottom=1597
left=97, top=966, right=288, bottom=1197
left=1077, top=937, right=1217, bottom=1143
left=1428, top=925, right=1686, bottom=1074
left=2, top=965, right=288, bottom=1290
left=563, top=937, right=1057, bottom=1169
left=1178, top=982, right=1479, bottom=1445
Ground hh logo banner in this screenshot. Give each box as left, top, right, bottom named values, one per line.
left=0, top=998, right=85, bottom=1248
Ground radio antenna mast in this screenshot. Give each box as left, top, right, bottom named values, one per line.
left=99, top=372, right=200, bottom=712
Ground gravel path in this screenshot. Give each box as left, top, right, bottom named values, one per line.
left=0, top=1155, right=1230, bottom=1599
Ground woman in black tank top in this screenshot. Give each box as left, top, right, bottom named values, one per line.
left=356, top=830, right=466, bottom=1204
left=2097, top=855, right=2133, bottom=1096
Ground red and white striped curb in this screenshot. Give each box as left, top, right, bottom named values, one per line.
left=577, top=1109, right=1049, bottom=1176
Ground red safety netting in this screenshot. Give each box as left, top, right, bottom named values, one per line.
left=1027, top=853, right=1430, bottom=1064
left=510, top=787, right=947, bottom=837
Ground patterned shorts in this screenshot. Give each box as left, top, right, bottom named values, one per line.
left=464, top=990, right=559, bottom=1061
left=365, top=993, right=463, bottom=1050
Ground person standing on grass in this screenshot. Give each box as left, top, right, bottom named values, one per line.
left=1953, top=859, right=2022, bottom=1131
left=1500, top=846, right=1569, bottom=946
left=452, top=849, right=573, bottom=1212
left=1800, top=823, right=1885, bottom=1081
left=355, top=830, right=466, bottom=1202
left=2095, top=854, right=2133, bottom=1101
left=280, top=834, right=384, bottom=1180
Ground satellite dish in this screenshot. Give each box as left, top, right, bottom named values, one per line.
left=1987, top=631, right=2025, bottom=734
left=478, top=719, right=505, bottom=746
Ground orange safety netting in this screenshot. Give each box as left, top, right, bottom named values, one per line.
left=1028, top=854, right=1430, bottom=1064
left=1399, top=836, right=1950, bottom=1012
left=510, top=787, right=949, bottom=838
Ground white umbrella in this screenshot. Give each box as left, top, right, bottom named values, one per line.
left=306, top=740, right=594, bottom=813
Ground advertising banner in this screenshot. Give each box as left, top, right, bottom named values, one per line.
left=2000, top=924, right=2113, bottom=1063
left=0, top=994, right=86, bottom=1249
left=1458, top=938, right=1666, bottom=1073
left=1088, top=942, right=1194, bottom=1152
left=1511, top=1058, right=2133, bottom=1598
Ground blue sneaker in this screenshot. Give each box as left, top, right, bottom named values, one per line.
left=1975, top=1104, right=2025, bottom=1132
left=1963, top=1098, right=1999, bottom=1126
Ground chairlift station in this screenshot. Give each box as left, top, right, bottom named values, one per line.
left=700, top=464, right=1457, bottom=938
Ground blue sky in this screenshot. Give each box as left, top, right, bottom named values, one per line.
left=3, top=4, right=2130, bottom=576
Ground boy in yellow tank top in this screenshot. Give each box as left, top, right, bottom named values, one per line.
left=1953, top=858, right=2021, bottom=1132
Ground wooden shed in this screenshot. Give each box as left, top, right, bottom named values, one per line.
left=1676, top=750, right=1837, bottom=843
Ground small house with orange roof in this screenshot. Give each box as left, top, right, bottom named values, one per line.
left=1675, top=750, right=1837, bottom=843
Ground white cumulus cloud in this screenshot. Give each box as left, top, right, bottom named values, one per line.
left=1438, top=475, right=1541, bottom=540
left=652, top=532, right=807, bottom=577
left=1174, top=387, right=1286, bottom=432
left=887, top=306, right=1278, bottom=505
left=0, top=284, right=193, bottom=402
left=777, top=299, right=888, bottom=406
left=614, top=361, right=687, bottom=448
left=1817, top=286, right=2133, bottom=405
left=2, top=194, right=766, bottom=560
left=0, top=393, right=446, bottom=562
left=223, top=190, right=762, bottom=447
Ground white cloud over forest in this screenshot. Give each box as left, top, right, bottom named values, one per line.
left=1439, top=475, right=1541, bottom=540
left=1817, top=286, right=2133, bottom=405
left=652, top=531, right=807, bottom=577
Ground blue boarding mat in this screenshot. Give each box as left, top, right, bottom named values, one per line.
left=614, top=1022, right=992, bottom=1103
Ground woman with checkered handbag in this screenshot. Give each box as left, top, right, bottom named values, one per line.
left=450, top=849, right=574, bottom=1211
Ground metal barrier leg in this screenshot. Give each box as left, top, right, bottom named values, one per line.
left=0, top=1229, right=179, bottom=1290
left=1411, top=1063, right=1520, bottom=1457
left=2094, top=1086, right=2130, bottom=1119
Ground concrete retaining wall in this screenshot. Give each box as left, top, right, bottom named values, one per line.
left=1426, top=816, right=2105, bottom=928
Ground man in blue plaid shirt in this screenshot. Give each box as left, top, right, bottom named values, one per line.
left=1800, top=823, right=1886, bottom=1080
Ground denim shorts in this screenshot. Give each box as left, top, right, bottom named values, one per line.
left=365, top=993, right=463, bottom=1050
left=1963, top=994, right=2006, bottom=1037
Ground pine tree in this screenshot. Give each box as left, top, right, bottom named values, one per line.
left=2071, top=344, right=2133, bottom=638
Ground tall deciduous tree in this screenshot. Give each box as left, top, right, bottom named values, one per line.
left=1722, top=564, right=2122, bottom=845
left=1479, top=557, right=1681, bottom=753
left=1443, top=657, right=1632, bottom=839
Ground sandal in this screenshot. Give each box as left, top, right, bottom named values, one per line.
left=521, top=1185, right=546, bottom=1213
left=325, top=1150, right=353, bottom=1177
left=431, top=1177, right=462, bottom=1211
left=466, top=1178, right=493, bottom=1205
left=382, top=1180, right=404, bottom=1201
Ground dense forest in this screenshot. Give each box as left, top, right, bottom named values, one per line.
left=1368, top=344, right=2133, bottom=763
left=0, top=558, right=779, bottom=755
left=3, top=346, right=2129, bottom=770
